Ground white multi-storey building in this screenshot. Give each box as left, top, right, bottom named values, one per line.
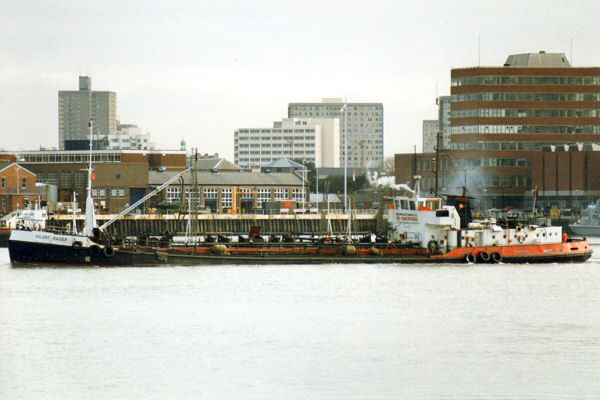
left=422, top=119, right=438, bottom=153
left=234, top=118, right=340, bottom=170
left=437, top=95, right=451, bottom=150
left=288, top=98, right=384, bottom=170
left=58, top=76, right=117, bottom=150
left=106, top=123, right=155, bottom=150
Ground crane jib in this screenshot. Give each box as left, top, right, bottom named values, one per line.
left=99, top=167, right=193, bottom=231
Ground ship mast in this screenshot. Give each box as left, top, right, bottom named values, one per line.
left=83, top=118, right=97, bottom=237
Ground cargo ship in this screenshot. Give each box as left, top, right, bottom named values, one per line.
left=8, top=172, right=592, bottom=265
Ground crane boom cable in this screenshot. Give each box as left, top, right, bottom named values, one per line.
left=99, top=167, right=193, bottom=230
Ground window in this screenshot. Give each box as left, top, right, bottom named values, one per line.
left=239, top=187, right=253, bottom=199
left=274, top=188, right=287, bottom=200
left=257, top=188, right=271, bottom=206
left=1, top=177, right=5, bottom=188
left=221, top=188, right=232, bottom=208
left=203, top=188, right=218, bottom=199
left=292, top=188, right=304, bottom=202
left=184, top=188, right=201, bottom=207
left=21, top=178, right=27, bottom=189
left=110, top=188, right=126, bottom=197
left=92, top=188, right=107, bottom=197
left=75, top=172, right=85, bottom=188
left=61, top=171, right=71, bottom=187
left=166, top=187, right=181, bottom=203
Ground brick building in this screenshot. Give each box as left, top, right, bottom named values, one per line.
left=149, top=170, right=305, bottom=213
left=0, top=150, right=187, bottom=213
left=0, top=163, right=39, bottom=214
left=396, top=52, right=600, bottom=210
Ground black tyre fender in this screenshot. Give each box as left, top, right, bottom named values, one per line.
left=479, top=251, right=491, bottom=262
left=491, top=252, right=502, bottom=263
left=465, top=253, right=476, bottom=264
left=90, top=245, right=101, bottom=255
left=103, top=246, right=115, bottom=257
left=72, top=241, right=83, bottom=250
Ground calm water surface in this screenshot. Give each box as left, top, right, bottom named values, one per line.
left=1, top=247, right=600, bottom=400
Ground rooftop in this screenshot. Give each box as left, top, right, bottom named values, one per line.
left=149, top=171, right=304, bottom=186
left=195, top=157, right=241, bottom=172
left=504, top=52, right=571, bottom=67
left=265, top=158, right=306, bottom=169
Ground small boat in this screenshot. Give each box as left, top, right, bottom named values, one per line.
left=569, top=201, right=600, bottom=237
left=0, top=207, right=47, bottom=247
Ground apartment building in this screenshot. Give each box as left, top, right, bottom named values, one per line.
left=288, top=98, right=383, bottom=171
left=234, top=117, right=340, bottom=169
left=59, top=76, right=117, bottom=150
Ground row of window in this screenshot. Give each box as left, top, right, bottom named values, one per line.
left=418, top=157, right=530, bottom=172
left=452, top=125, right=600, bottom=134
left=289, top=105, right=381, bottom=112
left=448, top=158, right=531, bottom=168
left=452, top=76, right=600, bottom=86
left=452, top=93, right=600, bottom=102
left=452, top=109, right=600, bottom=118
left=237, top=135, right=316, bottom=142
left=0, top=177, right=28, bottom=189
left=166, top=187, right=305, bottom=207
left=450, top=142, right=541, bottom=151
left=91, top=188, right=126, bottom=198
left=237, top=129, right=316, bottom=134
left=237, top=150, right=316, bottom=156
left=289, top=111, right=383, bottom=120
left=20, top=153, right=122, bottom=164
left=237, top=143, right=316, bottom=148
left=421, top=175, right=531, bottom=190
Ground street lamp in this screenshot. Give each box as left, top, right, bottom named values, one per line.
left=315, top=165, right=319, bottom=213
left=301, top=161, right=307, bottom=211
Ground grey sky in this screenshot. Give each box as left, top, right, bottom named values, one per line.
left=3, top=0, right=599, bottom=158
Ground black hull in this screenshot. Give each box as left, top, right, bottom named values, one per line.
left=9, top=240, right=592, bottom=266
left=0, top=231, right=9, bottom=248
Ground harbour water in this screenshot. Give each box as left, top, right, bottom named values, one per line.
left=1, top=247, right=600, bottom=399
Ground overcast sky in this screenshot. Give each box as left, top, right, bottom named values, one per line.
left=3, top=0, right=599, bottom=158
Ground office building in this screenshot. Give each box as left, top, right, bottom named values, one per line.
left=288, top=98, right=384, bottom=171
left=234, top=117, right=340, bottom=170
left=107, top=123, right=155, bottom=150
left=437, top=95, right=452, bottom=150
left=59, top=76, right=117, bottom=150
left=395, top=51, right=600, bottom=209
left=422, top=119, right=438, bottom=153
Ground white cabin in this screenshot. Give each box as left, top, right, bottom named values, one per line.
left=387, top=195, right=564, bottom=253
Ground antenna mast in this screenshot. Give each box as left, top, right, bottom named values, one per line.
left=83, top=118, right=97, bottom=237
